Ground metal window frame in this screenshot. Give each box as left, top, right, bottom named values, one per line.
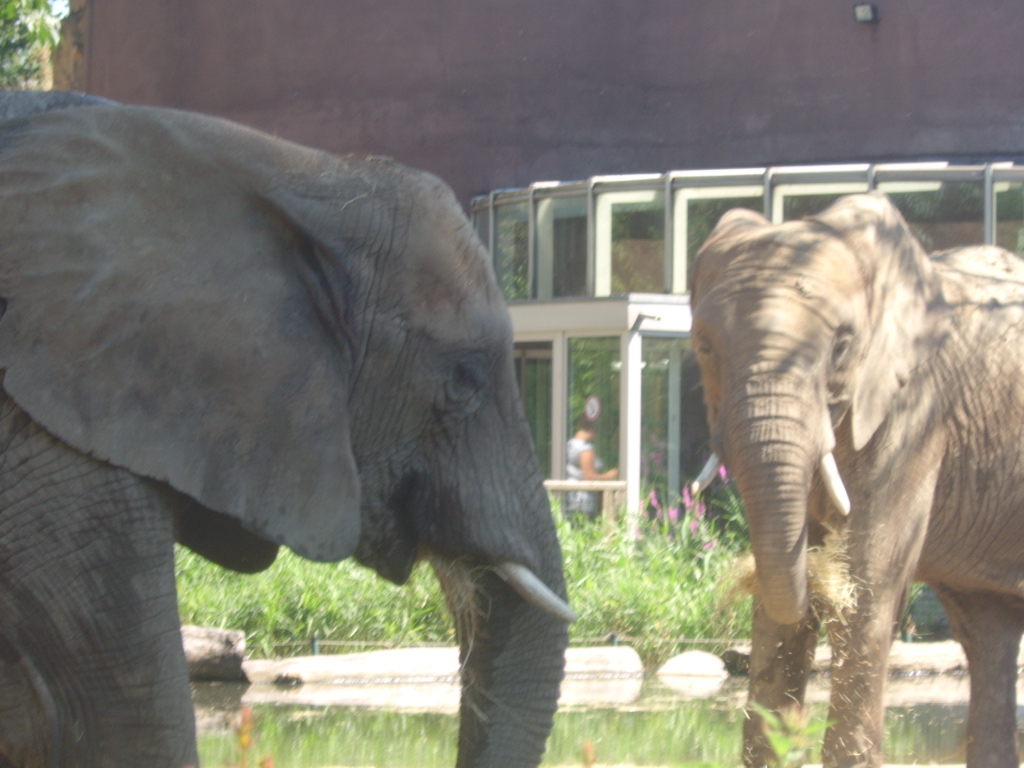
left=470, top=160, right=1024, bottom=296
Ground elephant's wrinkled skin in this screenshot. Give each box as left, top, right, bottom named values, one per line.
left=0, top=92, right=571, bottom=768
left=691, top=193, right=1024, bottom=768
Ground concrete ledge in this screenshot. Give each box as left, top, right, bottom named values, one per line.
left=722, top=639, right=978, bottom=678
left=242, top=645, right=645, bottom=710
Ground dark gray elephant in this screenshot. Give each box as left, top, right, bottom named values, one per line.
left=0, top=89, right=114, bottom=121
left=690, top=193, right=1024, bottom=767
left=0, top=93, right=572, bottom=768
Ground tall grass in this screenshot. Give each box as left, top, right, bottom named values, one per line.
left=176, top=547, right=456, bottom=659
left=176, top=478, right=752, bottom=668
left=558, top=480, right=752, bottom=667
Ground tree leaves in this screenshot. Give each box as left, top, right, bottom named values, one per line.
left=0, top=0, right=61, bottom=89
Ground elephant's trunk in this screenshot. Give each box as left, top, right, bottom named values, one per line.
left=726, top=384, right=818, bottom=625
left=432, top=543, right=569, bottom=766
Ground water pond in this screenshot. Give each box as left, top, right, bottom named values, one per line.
left=192, top=673, right=994, bottom=767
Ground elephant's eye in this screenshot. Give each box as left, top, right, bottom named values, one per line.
left=831, top=327, right=855, bottom=370
left=444, top=355, right=488, bottom=406
left=694, top=333, right=713, bottom=358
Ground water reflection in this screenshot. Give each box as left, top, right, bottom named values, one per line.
left=193, top=674, right=1005, bottom=767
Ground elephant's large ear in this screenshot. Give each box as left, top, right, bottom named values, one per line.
left=814, top=193, right=946, bottom=450
left=691, top=207, right=770, bottom=301
left=0, top=105, right=370, bottom=561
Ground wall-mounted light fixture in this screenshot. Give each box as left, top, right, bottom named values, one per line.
left=853, top=3, right=879, bottom=23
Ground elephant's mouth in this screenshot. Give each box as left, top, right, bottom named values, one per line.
left=356, top=467, right=577, bottom=623
left=353, top=471, right=422, bottom=585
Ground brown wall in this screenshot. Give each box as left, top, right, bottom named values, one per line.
left=68, top=0, right=1024, bottom=209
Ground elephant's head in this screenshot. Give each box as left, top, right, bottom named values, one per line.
left=689, top=193, right=947, bottom=624
left=0, top=102, right=570, bottom=766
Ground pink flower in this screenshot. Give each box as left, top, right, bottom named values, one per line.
left=703, top=539, right=717, bottom=551
left=648, top=489, right=663, bottom=519
left=688, top=501, right=707, bottom=534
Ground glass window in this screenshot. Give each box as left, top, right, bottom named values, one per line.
left=773, top=184, right=869, bottom=223
left=878, top=181, right=984, bottom=252
left=673, top=187, right=763, bottom=292
left=640, top=336, right=690, bottom=510
left=472, top=204, right=490, bottom=255
left=493, top=201, right=530, bottom=300
left=595, top=191, right=665, bottom=296
left=995, top=183, right=1024, bottom=257
left=535, top=195, right=588, bottom=299
left=567, top=337, right=620, bottom=474
left=514, top=342, right=553, bottom=477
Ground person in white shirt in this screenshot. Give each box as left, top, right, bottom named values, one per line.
left=565, top=416, right=618, bottom=521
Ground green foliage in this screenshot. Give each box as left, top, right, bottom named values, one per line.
left=560, top=514, right=751, bottom=669
left=176, top=486, right=753, bottom=669
left=176, top=549, right=456, bottom=658
left=750, top=703, right=832, bottom=768
left=0, top=0, right=60, bottom=89
left=493, top=202, right=530, bottom=299
left=565, top=477, right=751, bottom=668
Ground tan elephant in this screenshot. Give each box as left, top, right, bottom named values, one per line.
left=0, top=93, right=573, bottom=767
left=690, top=192, right=1024, bottom=768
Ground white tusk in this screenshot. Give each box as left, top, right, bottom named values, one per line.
left=820, top=452, right=851, bottom=516
left=494, top=562, right=578, bottom=624
left=689, top=453, right=722, bottom=496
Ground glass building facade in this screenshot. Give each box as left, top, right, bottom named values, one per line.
left=472, top=162, right=1024, bottom=521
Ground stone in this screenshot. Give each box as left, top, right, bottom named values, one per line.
left=657, top=650, right=728, bottom=698
left=182, top=625, right=248, bottom=682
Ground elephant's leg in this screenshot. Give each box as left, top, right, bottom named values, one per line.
left=820, top=597, right=903, bottom=768
left=936, top=587, right=1024, bottom=768
left=0, top=399, right=196, bottom=767
left=820, top=439, right=938, bottom=768
left=744, top=597, right=821, bottom=768
left=820, top=551, right=918, bottom=768
left=820, top=527, right=925, bottom=768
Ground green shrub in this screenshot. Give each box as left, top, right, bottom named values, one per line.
left=176, top=478, right=752, bottom=668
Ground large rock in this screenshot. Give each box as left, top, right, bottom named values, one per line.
left=657, top=650, right=729, bottom=698
left=182, top=625, right=248, bottom=682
